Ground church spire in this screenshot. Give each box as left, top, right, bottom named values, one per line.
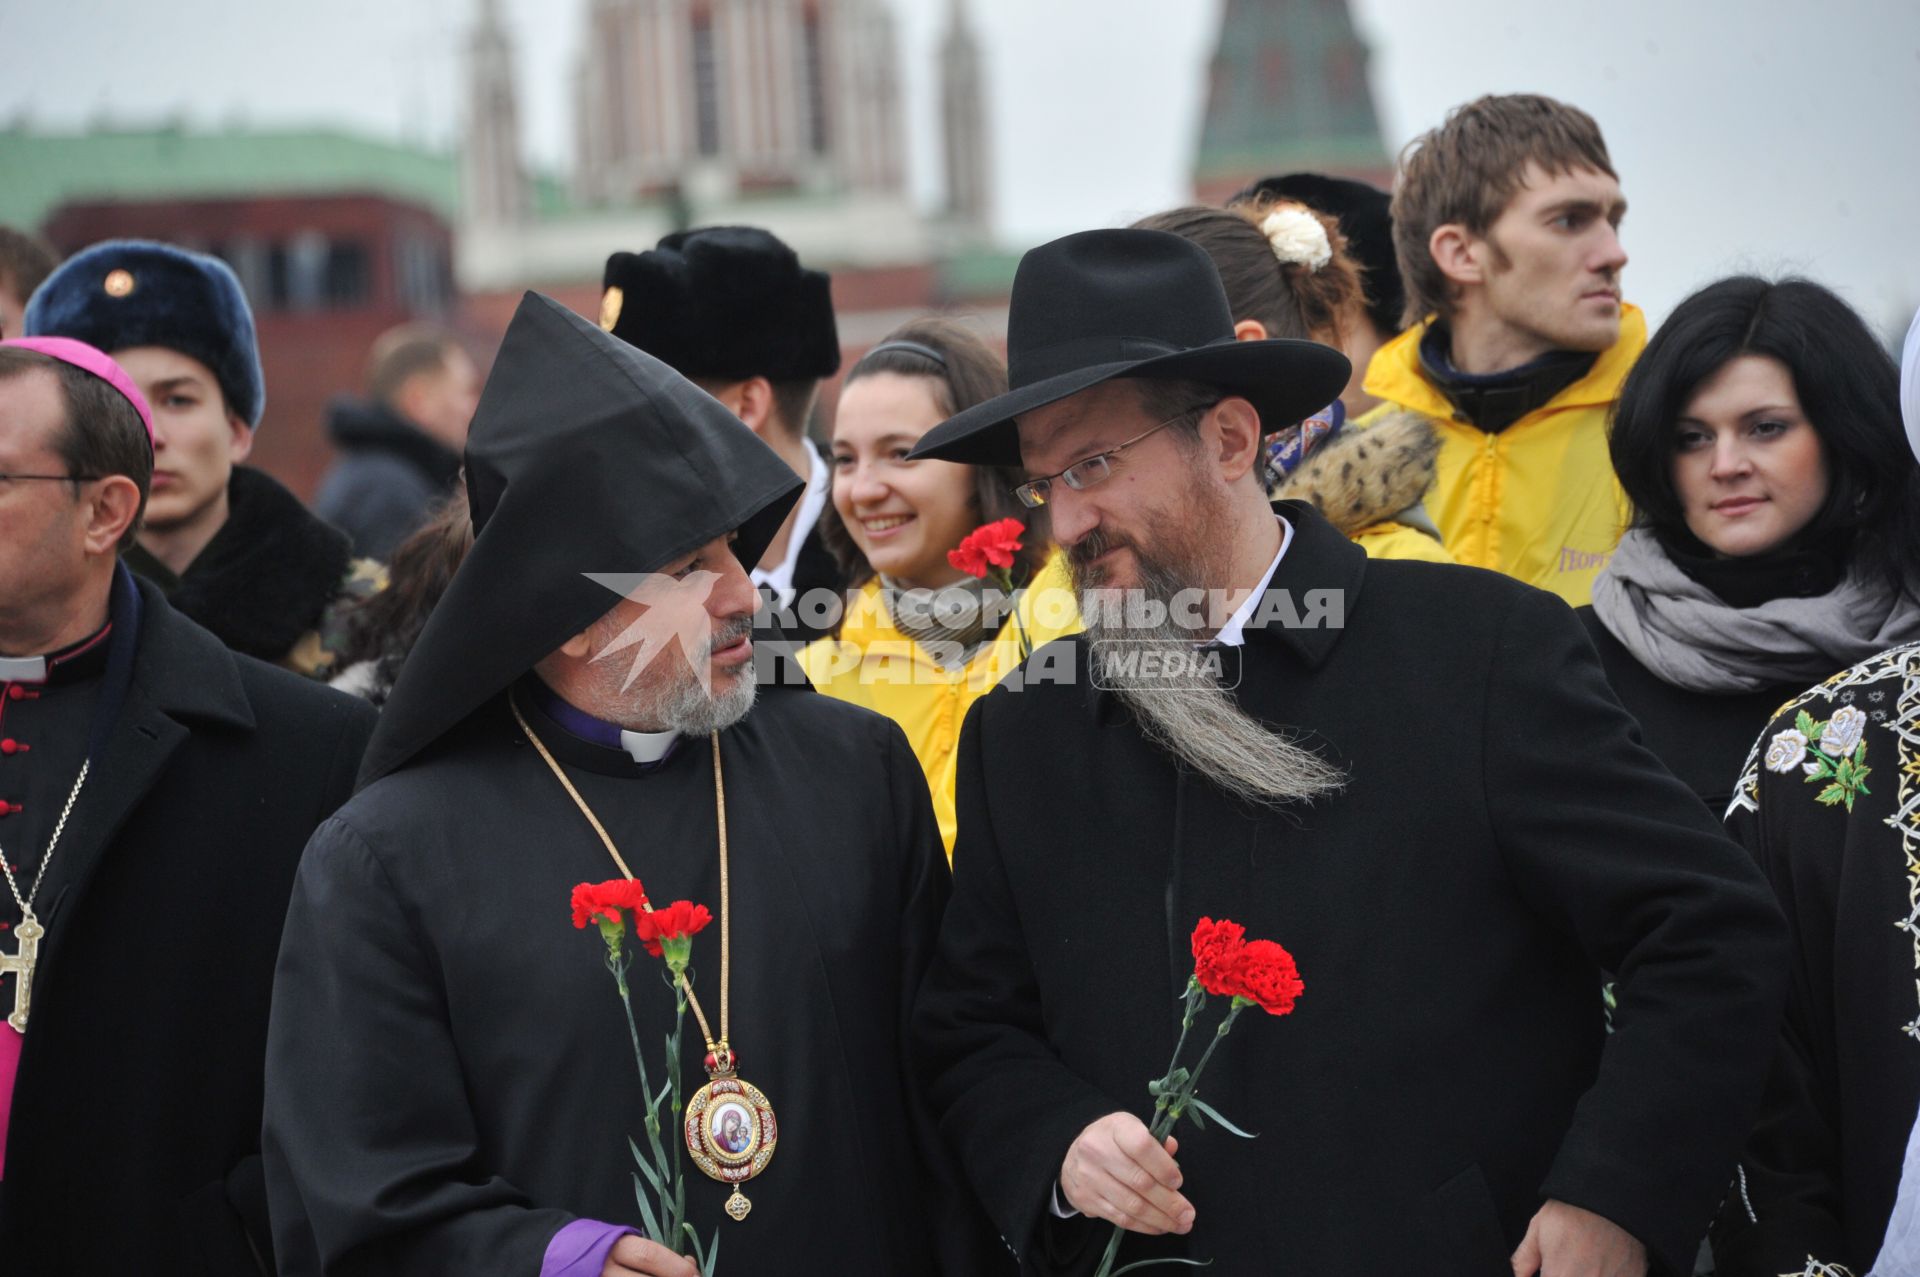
left=1192, top=0, right=1391, bottom=205
left=462, top=0, right=530, bottom=226
left=938, top=0, right=992, bottom=240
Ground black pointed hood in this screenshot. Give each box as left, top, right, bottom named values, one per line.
left=358, top=292, right=803, bottom=785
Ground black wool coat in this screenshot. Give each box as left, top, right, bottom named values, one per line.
left=912, top=502, right=1790, bottom=1277
left=0, top=574, right=375, bottom=1275
left=1576, top=606, right=1803, bottom=814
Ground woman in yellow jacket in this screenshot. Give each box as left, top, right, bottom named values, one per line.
left=800, top=319, right=1080, bottom=858
left=1136, top=198, right=1454, bottom=565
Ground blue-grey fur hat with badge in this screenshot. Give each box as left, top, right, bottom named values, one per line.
left=25, top=239, right=266, bottom=427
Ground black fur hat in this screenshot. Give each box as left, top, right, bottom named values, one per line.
left=1231, top=174, right=1405, bottom=339
left=601, top=226, right=841, bottom=383
left=25, top=239, right=265, bottom=426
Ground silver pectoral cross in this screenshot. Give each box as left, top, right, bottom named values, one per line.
left=1, top=914, right=43, bottom=1032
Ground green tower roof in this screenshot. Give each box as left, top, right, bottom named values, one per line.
left=1194, top=0, right=1390, bottom=188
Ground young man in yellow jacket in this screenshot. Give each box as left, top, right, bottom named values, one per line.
left=1361, top=93, right=1640, bottom=607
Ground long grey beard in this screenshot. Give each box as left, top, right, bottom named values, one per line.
left=1076, top=550, right=1346, bottom=809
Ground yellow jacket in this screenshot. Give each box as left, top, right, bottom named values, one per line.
left=799, top=554, right=1082, bottom=857
left=1360, top=306, right=1646, bottom=606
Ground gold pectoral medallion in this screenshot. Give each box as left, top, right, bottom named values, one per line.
left=685, top=1067, right=777, bottom=1221
left=512, top=704, right=776, bottom=1227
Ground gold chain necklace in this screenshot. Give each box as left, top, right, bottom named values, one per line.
left=0, top=759, right=90, bottom=1034
left=510, top=693, right=776, bottom=1222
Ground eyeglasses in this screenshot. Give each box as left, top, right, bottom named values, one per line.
left=1012, top=405, right=1214, bottom=509
left=0, top=472, right=102, bottom=487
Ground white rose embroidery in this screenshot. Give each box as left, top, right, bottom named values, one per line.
left=1766, top=729, right=1809, bottom=774
left=1823, top=706, right=1868, bottom=758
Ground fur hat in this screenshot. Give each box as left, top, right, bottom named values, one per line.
left=1232, top=174, right=1404, bottom=339
left=24, top=239, right=265, bottom=427
left=601, top=226, right=840, bottom=383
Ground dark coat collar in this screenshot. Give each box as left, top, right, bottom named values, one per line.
left=1241, top=499, right=1367, bottom=666
left=1086, top=500, right=1366, bottom=726
left=123, top=571, right=256, bottom=731
left=326, top=397, right=463, bottom=489
left=34, top=572, right=254, bottom=984
left=124, top=465, right=352, bottom=663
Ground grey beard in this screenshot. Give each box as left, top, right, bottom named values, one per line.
left=1077, top=558, right=1346, bottom=810
left=584, top=615, right=759, bottom=735
left=658, top=658, right=758, bottom=734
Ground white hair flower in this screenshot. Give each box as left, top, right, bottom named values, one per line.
left=1259, top=207, right=1332, bottom=272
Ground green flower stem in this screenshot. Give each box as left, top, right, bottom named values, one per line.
left=992, top=567, right=1032, bottom=660
left=1095, top=1215, right=1128, bottom=1276
left=612, top=956, right=676, bottom=1242
left=1152, top=979, right=1202, bottom=1127
left=1095, top=988, right=1241, bottom=1277
left=666, top=971, right=689, bottom=1247
left=1162, top=1002, right=1245, bottom=1132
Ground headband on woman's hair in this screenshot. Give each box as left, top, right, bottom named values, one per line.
left=858, top=340, right=949, bottom=370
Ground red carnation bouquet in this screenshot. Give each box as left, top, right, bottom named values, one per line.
left=1093, top=917, right=1305, bottom=1277
left=571, top=878, right=719, bottom=1275
left=947, top=517, right=1034, bottom=659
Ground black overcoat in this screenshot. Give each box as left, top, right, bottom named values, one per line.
left=0, top=574, right=375, bottom=1275
left=1576, top=606, right=1803, bottom=813
left=912, top=502, right=1790, bottom=1276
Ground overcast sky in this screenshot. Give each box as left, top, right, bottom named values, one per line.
left=2, top=0, right=1916, bottom=337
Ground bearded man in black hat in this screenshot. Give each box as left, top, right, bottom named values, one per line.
left=263, top=294, right=997, bottom=1277
left=908, top=230, right=1789, bottom=1277
left=601, top=228, right=847, bottom=645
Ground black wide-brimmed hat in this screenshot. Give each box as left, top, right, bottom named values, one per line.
left=907, top=229, right=1351, bottom=466
left=359, top=292, right=803, bottom=786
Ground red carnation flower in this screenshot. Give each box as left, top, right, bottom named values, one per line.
left=1190, top=916, right=1248, bottom=998
left=1224, top=938, right=1304, bottom=1017
left=947, top=518, right=1027, bottom=578
left=571, top=878, right=651, bottom=931
left=635, top=901, right=714, bottom=977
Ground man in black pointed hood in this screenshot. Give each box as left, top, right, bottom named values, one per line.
left=263, top=293, right=999, bottom=1277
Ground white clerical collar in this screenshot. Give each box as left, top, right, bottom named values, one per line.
left=1211, top=516, right=1293, bottom=649
left=751, top=445, right=830, bottom=610
left=0, top=655, right=48, bottom=682
left=618, top=727, right=679, bottom=765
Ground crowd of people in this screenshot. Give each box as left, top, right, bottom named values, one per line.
left=1, top=89, right=1918, bottom=1277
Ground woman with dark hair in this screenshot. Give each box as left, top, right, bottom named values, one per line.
left=1134, top=199, right=1451, bottom=564
left=329, top=487, right=473, bottom=706
left=799, top=318, right=1079, bottom=856
left=1582, top=275, right=1920, bottom=811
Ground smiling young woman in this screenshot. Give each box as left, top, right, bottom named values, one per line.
left=800, top=319, right=1078, bottom=856
left=1581, top=275, right=1920, bottom=810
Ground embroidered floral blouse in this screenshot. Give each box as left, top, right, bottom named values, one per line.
left=1715, top=644, right=1920, bottom=1276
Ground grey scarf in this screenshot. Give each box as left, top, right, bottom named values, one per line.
left=1590, top=528, right=1920, bottom=693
